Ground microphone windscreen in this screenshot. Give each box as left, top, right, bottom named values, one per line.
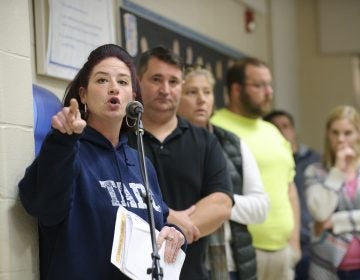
left=126, top=101, right=143, bottom=119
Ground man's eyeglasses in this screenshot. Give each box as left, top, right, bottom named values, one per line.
left=243, top=81, right=273, bottom=89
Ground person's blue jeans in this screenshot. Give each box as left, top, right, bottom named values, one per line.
left=337, top=269, right=360, bottom=280
left=229, top=271, right=237, bottom=280
left=295, top=245, right=310, bottom=280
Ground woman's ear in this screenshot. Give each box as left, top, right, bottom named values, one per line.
left=79, top=87, right=86, bottom=104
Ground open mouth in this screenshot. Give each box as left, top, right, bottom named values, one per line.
left=109, top=97, right=120, bottom=105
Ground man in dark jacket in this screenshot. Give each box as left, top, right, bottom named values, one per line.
left=264, top=109, right=321, bottom=280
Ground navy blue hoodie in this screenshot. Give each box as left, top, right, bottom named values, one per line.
left=19, top=126, right=169, bottom=280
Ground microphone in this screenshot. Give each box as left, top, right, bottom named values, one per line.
left=126, top=101, right=144, bottom=119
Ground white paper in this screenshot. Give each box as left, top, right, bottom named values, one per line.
left=123, top=13, right=138, bottom=57
left=111, top=206, right=185, bottom=280
left=47, top=0, right=115, bottom=80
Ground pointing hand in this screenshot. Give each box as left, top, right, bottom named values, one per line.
left=52, top=99, right=87, bottom=134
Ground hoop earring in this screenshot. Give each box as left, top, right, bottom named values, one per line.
left=125, top=116, right=135, bottom=128
left=82, top=103, right=88, bottom=119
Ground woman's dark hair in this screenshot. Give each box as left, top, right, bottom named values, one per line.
left=63, top=44, right=142, bottom=130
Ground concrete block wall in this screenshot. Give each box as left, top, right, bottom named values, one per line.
left=0, top=1, right=39, bottom=279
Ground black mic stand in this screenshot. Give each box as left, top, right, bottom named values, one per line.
left=134, top=112, right=163, bottom=280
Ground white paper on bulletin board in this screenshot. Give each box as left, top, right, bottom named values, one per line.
left=35, top=0, right=115, bottom=81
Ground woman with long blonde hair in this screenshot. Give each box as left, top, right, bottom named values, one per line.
left=305, top=105, right=360, bottom=280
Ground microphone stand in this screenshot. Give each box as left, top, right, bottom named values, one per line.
left=134, top=112, right=163, bottom=280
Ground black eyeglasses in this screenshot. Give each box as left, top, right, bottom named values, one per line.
left=243, top=81, right=273, bottom=89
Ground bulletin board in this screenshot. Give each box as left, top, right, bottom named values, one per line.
left=34, top=0, right=115, bottom=81
left=120, top=0, right=244, bottom=107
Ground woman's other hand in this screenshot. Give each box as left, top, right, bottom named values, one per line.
left=313, top=218, right=333, bottom=236
left=156, top=226, right=185, bottom=263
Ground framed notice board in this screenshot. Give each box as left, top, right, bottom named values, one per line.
left=120, top=0, right=244, bottom=108
left=34, top=0, right=115, bottom=81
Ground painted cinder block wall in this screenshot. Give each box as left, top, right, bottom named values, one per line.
left=0, top=1, right=39, bottom=279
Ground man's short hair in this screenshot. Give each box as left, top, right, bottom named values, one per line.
left=263, top=109, right=295, bottom=126
left=137, top=46, right=184, bottom=77
left=226, top=57, right=268, bottom=91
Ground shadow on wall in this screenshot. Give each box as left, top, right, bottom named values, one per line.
left=9, top=199, right=39, bottom=278
left=32, top=85, right=62, bottom=156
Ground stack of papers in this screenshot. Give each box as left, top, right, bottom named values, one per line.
left=111, top=206, right=186, bottom=279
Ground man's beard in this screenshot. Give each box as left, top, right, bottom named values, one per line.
left=240, top=89, right=272, bottom=118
